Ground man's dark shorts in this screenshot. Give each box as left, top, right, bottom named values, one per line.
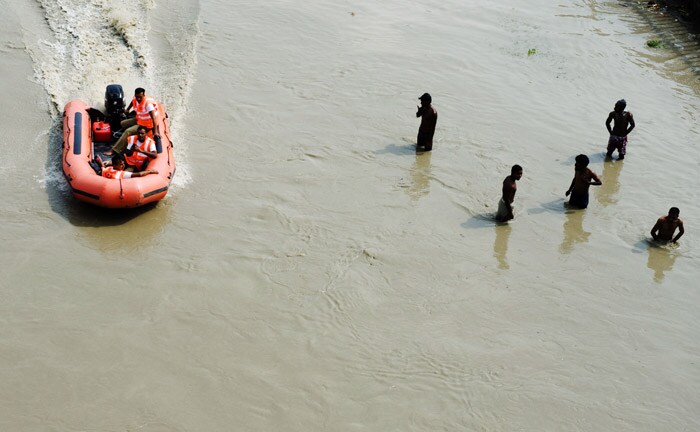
left=569, top=191, right=589, bottom=209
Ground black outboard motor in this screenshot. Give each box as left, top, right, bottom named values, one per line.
left=104, top=84, right=126, bottom=130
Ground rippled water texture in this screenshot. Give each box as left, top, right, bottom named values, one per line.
left=1, top=0, right=699, bottom=430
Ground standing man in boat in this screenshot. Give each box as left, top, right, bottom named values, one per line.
left=416, top=93, right=437, bottom=152
left=100, top=154, right=158, bottom=179
left=495, top=164, right=523, bottom=222
left=124, top=126, right=158, bottom=172
left=605, top=99, right=635, bottom=160
left=112, top=87, right=161, bottom=154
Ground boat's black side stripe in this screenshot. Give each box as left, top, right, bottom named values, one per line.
left=155, top=135, right=163, bottom=154
left=72, top=188, right=100, bottom=200
left=144, top=186, right=168, bottom=198
left=73, top=112, right=82, bottom=155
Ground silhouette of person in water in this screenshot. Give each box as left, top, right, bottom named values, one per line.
left=416, top=93, right=437, bottom=152
left=605, top=99, right=635, bottom=160
left=651, top=207, right=685, bottom=243
left=495, top=165, right=523, bottom=222
left=565, top=154, right=602, bottom=209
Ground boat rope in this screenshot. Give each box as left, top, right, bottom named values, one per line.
left=64, top=119, right=72, bottom=168
left=119, top=178, right=124, bottom=199
left=164, top=114, right=172, bottom=166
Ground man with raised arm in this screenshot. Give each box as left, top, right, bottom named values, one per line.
left=566, top=154, right=602, bottom=209
left=416, top=93, right=437, bottom=152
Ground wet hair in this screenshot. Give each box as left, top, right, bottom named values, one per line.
left=135, top=87, right=146, bottom=95
left=574, top=154, right=589, bottom=166
left=615, top=99, right=626, bottom=109
left=669, top=207, right=680, bottom=215
left=111, top=153, right=124, bottom=165
left=511, top=164, right=523, bottom=174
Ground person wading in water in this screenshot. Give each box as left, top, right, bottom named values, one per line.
left=605, top=99, right=635, bottom=160
left=416, top=93, right=437, bottom=152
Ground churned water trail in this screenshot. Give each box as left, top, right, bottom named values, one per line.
left=25, top=0, right=200, bottom=190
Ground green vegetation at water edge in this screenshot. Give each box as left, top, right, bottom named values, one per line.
left=646, top=38, right=663, bottom=48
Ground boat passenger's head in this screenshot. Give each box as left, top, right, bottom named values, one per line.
left=112, top=154, right=125, bottom=170
left=135, top=87, right=146, bottom=102
left=137, top=126, right=148, bottom=140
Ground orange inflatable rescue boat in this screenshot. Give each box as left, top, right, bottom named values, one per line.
left=62, top=85, right=175, bottom=208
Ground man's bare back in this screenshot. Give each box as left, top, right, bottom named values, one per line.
left=566, top=154, right=601, bottom=209
left=607, top=110, right=634, bottom=136
left=606, top=99, right=635, bottom=137
left=651, top=208, right=684, bottom=243
left=570, top=168, right=601, bottom=195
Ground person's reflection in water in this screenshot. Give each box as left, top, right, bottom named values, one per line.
left=597, top=159, right=623, bottom=207
left=560, top=208, right=591, bottom=254
left=493, top=224, right=512, bottom=270
left=647, top=242, right=678, bottom=283
left=407, top=150, right=432, bottom=201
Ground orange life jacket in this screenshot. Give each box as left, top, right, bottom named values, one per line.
left=132, top=96, right=157, bottom=129
left=102, top=166, right=126, bottom=179
left=124, top=135, right=155, bottom=167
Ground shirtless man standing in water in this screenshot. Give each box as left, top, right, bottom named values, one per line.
left=651, top=207, right=685, bottom=243
left=565, top=154, right=602, bottom=209
left=416, top=93, right=437, bottom=152
left=496, top=165, right=523, bottom=222
left=605, top=99, right=635, bottom=160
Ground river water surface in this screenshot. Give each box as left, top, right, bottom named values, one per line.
left=1, top=0, right=699, bottom=430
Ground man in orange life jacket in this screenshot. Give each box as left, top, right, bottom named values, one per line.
left=100, top=154, right=158, bottom=179
left=111, top=87, right=161, bottom=154
left=124, top=126, right=158, bottom=171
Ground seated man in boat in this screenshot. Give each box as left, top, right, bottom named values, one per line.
left=100, top=154, right=158, bottom=179
left=124, top=126, right=158, bottom=171
left=111, top=87, right=161, bottom=154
